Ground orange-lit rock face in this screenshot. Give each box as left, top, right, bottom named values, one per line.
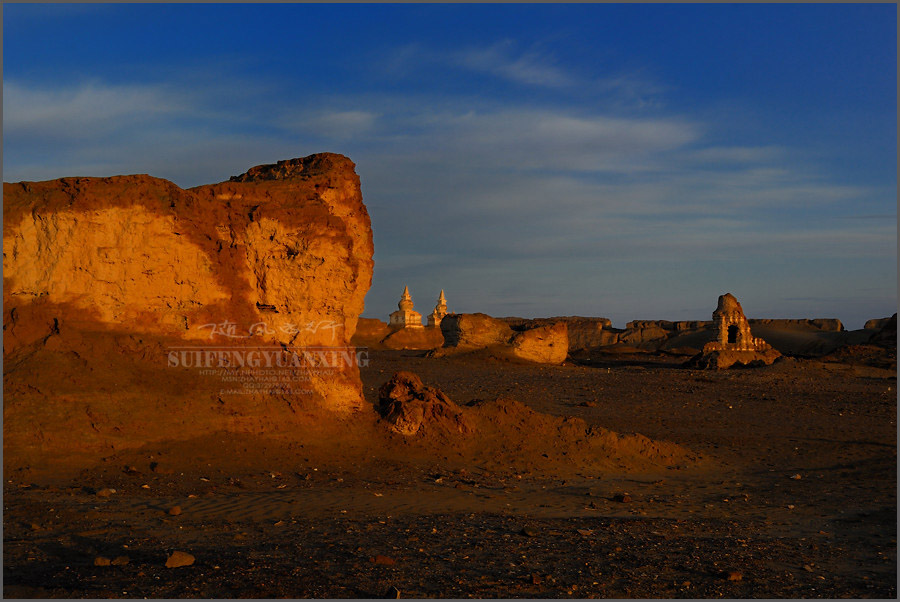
left=4, top=205, right=229, bottom=332
left=3, top=154, right=374, bottom=471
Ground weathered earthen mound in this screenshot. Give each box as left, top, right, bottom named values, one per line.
left=377, top=371, right=696, bottom=472
left=684, top=348, right=783, bottom=370
left=350, top=318, right=444, bottom=350
left=350, top=317, right=393, bottom=348
left=376, top=371, right=469, bottom=436
left=819, top=344, right=897, bottom=372
left=381, top=327, right=444, bottom=350
left=864, top=316, right=895, bottom=331
left=3, top=153, right=374, bottom=474
left=867, top=313, right=897, bottom=348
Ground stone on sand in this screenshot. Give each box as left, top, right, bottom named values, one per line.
left=509, top=322, right=568, bottom=364
left=165, top=551, right=195, bottom=568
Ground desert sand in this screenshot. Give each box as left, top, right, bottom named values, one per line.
left=4, top=343, right=896, bottom=598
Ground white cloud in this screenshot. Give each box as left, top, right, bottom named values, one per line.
left=371, top=107, right=701, bottom=173
left=286, top=109, right=379, bottom=139
left=3, top=80, right=183, bottom=140
left=455, top=41, right=573, bottom=88
left=685, top=145, right=784, bottom=164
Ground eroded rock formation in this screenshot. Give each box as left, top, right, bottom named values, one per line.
left=502, top=316, right=615, bottom=351
left=435, top=313, right=568, bottom=364
left=3, top=153, right=374, bottom=472
left=440, top=313, right=514, bottom=349
left=509, top=322, right=568, bottom=364
left=867, top=313, right=897, bottom=348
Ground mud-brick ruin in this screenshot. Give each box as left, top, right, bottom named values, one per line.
left=706, top=293, right=772, bottom=352
left=690, top=293, right=782, bottom=369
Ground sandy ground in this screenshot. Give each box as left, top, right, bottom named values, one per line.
left=4, top=350, right=896, bottom=598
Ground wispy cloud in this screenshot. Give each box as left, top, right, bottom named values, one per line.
left=454, top=40, right=573, bottom=87
left=3, top=80, right=184, bottom=140
left=685, top=145, right=784, bottom=164
left=286, top=109, right=380, bottom=139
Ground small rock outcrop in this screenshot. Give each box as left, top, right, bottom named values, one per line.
left=376, top=371, right=469, bottom=436
left=686, top=293, right=781, bottom=369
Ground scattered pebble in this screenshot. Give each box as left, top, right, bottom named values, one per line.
left=613, top=493, right=632, bottom=503
left=165, top=551, right=195, bottom=568
left=96, top=488, right=116, bottom=498
left=372, top=555, right=396, bottom=566
left=93, top=556, right=111, bottom=567
left=724, top=570, right=743, bottom=581
left=111, top=556, right=130, bottom=566
left=167, top=506, right=182, bottom=516
left=520, top=527, right=538, bottom=537
left=791, top=474, right=802, bottom=480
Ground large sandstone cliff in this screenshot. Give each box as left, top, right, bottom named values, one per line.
left=3, top=153, right=374, bottom=473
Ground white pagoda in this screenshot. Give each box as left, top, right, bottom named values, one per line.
left=388, top=286, right=424, bottom=329
left=427, top=289, right=449, bottom=328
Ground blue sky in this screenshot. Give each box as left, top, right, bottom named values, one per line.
left=4, top=3, right=896, bottom=329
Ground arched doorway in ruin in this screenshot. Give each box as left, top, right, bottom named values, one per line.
left=727, top=324, right=739, bottom=344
